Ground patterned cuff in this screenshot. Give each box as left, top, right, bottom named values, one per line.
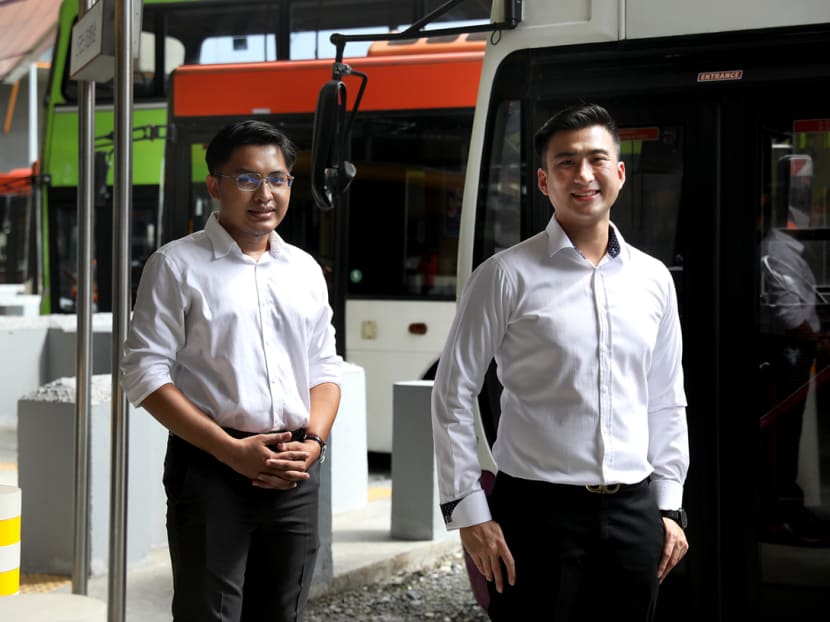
left=439, top=490, right=492, bottom=529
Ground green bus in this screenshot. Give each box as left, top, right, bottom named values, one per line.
left=38, top=0, right=489, bottom=312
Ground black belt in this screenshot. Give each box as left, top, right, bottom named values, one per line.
left=552, top=478, right=649, bottom=495
left=499, top=472, right=649, bottom=496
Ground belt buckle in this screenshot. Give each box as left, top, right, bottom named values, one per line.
left=585, top=484, right=621, bottom=494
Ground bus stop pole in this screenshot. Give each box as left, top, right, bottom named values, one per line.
left=27, top=63, right=37, bottom=167
left=72, top=0, right=95, bottom=597
left=108, top=0, right=134, bottom=619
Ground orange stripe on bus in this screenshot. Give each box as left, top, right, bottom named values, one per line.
left=173, top=53, right=482, bottom=117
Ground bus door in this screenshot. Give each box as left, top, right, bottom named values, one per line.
left=474, top=28, right=830, bottom=621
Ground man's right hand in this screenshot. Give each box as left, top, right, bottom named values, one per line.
left=224, top=432, right=310, bottom=490
left=461, top=521, right=516, bottom=593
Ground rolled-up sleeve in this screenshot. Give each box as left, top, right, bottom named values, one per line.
left=121, top=252, right=186, bottom=406
left=308, top=269, right=343, bottom=388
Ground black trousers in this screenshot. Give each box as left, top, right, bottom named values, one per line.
left=487, top=472, right=663, bottom=622
left=163, top=434, right=320, bottom=622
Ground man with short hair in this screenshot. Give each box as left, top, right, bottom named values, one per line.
left=432, top=103, right=690, bottom=621
left=122, top=119, right=342, bottom=622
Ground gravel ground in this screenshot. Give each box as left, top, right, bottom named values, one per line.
left=306, top=548, right=490, bottom=622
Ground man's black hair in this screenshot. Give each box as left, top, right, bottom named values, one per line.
left=533, top=103, right=620, bottom=167
left=205, top=120, right=297, bottom=174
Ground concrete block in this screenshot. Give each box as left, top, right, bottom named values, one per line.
left=17, top=376, right=167, bottom=575
left=390, top=380, right=447, bottom=541
left=0, top=295, right=41, bottom=317
left=0, top=313, right=114, bottom=429
left=0, top=323, right=48, bottom=429
left=330, top=363, right=368, bottom=515
left=46, top=321, right=114, bottom=380
left=312, top=362, right=369, bottom=589
left=0, top=285, right=25, bottom=297
left=0, top=593, right=106, bottom=620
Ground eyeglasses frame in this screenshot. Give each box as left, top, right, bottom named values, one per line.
left=213, top=171, right=295, bottom=191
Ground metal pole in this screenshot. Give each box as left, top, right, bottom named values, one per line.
left=109, top=0, right=133, bottom=619
left=27, top=63, right=37, bottom=167
left=72, top=0, right=95, bottom=596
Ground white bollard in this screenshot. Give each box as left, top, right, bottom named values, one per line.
left=0, top=485, right=21, bottom=596
left=390, top=381, right=449, bottom=540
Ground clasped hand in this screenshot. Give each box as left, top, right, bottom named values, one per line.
left=227, top=431, right=314, bottom=490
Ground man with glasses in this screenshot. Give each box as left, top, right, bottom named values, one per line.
left=122, top=120, right=342, bottom=622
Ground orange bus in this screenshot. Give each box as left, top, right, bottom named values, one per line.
left=162, top=34, right=485, bottom=452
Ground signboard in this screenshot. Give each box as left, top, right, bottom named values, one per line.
left=69, top=0, right=144, bottom=82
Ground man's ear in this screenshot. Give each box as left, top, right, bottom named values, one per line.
left=537, top=167, right=549, bottom=196
left=206, top=174, right=220, bottom=200
left=617, top=161, right=626, bottom=189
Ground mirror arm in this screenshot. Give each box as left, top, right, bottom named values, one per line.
left=343, top=70, right=367, bottom=139
left=328, top=0, right=522, bottom=55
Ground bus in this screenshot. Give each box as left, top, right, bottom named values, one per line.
left=162, top=35, right=485, bottom=452
left=438, top=0, right=830, bottom=619
left=37, top=0, right=489, bottom=313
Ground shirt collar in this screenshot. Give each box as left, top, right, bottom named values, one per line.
left=205, top=211, right=286, bottom=259
left=545, top=215, right=626, bottom=261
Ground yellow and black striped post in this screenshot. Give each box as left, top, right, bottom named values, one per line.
left=0, top=485, right=22, bottom=596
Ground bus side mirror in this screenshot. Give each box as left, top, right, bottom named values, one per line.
left=311, top=80, right=356, bottom=211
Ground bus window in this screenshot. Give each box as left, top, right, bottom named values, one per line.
left=135, top=32, right=185, bottom=92
left=0, top=174, right=32, bottom=286
left=615, top=125, right=684, bottom=268
left=200, top=34, right=277, bottom=64
left=758, top=119, right=830, bottom=555
left=476, top=99, right=523, bottom=266
left=347, top=113, right=473, bottom=301
left=291, top=27, right=376, bottom=60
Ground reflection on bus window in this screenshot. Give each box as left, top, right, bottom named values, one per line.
left=758, top=123, right=830, bottom=550
left=478, top=99, right=522, bottom=263
left=616, top=125, right=684, bottom=267
left=347, top=114, right=472, bottom=300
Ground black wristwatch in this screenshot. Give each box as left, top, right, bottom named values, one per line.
left=660, top=509, right=688, bottom=529
left=304, top=432, right=327, bottom=464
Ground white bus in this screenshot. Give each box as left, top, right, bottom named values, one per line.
left=454, top=1, right=830, bottom=619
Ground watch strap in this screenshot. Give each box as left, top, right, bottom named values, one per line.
left=660, top=509, right=688, bottom=529
left=304, top=432, right=327, bottom=463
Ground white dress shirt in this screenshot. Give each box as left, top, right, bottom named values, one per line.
left=122, top=212, right=342, bottom=432
left=432, top=215, right=689, bottom=529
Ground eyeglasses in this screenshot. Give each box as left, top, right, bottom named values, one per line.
left=213, top=172, right=295, bottom=191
